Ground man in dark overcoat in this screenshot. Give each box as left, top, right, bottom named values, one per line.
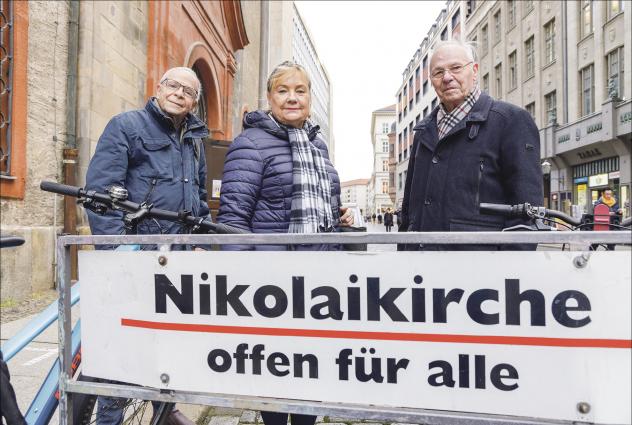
left=399, top=40, right=543, bottom=250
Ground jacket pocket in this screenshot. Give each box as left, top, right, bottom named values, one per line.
left=449, top=218, right=503, bottom=232
left=138, top=137, right=174, bottom=180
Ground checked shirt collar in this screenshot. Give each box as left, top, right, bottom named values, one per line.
left=437, top=86, right=481, bottom=140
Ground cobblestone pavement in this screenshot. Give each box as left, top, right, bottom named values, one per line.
left=197, top=407, right=411, bottom=425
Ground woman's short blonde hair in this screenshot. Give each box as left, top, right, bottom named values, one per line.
left=267, top=61, right=312, bottom=93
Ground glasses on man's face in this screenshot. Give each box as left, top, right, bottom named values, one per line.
left=161, top=78, right=198, bottom=100
left=430, top=61, right=474, bottom=80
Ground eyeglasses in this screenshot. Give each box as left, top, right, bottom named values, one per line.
left=161, top=78, right=198, bottom=100
left=430, top=61, right=474, bottom=80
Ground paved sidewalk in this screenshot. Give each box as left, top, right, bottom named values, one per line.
left=197, top=407, right=410, bottom=425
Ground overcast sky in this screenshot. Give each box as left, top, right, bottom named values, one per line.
left=294, top=1, right=446, bottom=182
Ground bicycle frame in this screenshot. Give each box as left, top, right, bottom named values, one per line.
left=55, top=231, right=631, bottom=425
left=1, top=245, right=140, bottom=425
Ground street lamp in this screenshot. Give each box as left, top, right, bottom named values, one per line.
left=541, top=160, right=552, bottom=175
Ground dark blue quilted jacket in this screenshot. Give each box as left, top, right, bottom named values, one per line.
left=217, top=110, right=341, bottom=250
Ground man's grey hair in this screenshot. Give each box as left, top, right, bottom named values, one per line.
left=159, top=67, right=202, bottom=101
left=430, top=39, right=478, bottom=65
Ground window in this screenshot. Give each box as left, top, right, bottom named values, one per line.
left=382, top=181, right=389, bottom=194
left=524, top=0, right=534, bottom=14
left=404, top=148, right=408, bottom=159
left=381, top=123, right=389, bottom=134
left=545, top=91, right=557, bottom=124
left=607, top=47, right=625, bottom=99
left=398, top=173, right=403, bottom=189
left=580, top=65, right=594, bottom=116
left=580, top=0, right=593, bottom=39
left=608, top=0, right=623, bottom=19
left=423, top=107, right=429, bottom=118
left=415, top=91, right=420, bottom=103
left=423, top=80, right=428, bottom=94
left=544, top=20, right=556, bottom=64
left=466, top=0, right=477, bottom=18
left=382, top=159, right=389, bottom=172
left=398, top=113, right=402, bottom=122
left=382, top=140, right=389, bottom=152
left=451, top=9, right=460, bottom=30
left=507, top=0, right=516, bottom=28
left=1, top=0, right=27, bottom=198
left=482, top=73, right=489, bottom=93
left=431, top=98, right=438, bottom=110
left=495, top=63, right=502, bottom=98
left=493, top=10, right=501, bottom=43
left=415, top=114, right=421, bottom=124
left=481, top=24, right=489, bottom=56
left=525, top=102, right=536, bottom=121
left=408, top=123, right=413, bottom=146
left=508, top=51, right=517, bottom=90
left=415, top=66, right=421, bottom=92
left=441, top=27, right=448, bottom=41
left=525, top=36, right=535, bottom=78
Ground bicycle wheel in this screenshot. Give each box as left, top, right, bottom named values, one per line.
left=72, top=374, right=173, bottom=425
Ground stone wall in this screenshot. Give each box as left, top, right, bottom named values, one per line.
left=231, top=1, right=262, bottom=136
left=76, top=1, right=148, bottom=191
left=1, top=1, right=69, bottom=302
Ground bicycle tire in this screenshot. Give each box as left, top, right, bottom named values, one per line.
left=72, top=374, right=173, bottom=425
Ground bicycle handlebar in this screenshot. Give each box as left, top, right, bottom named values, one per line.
left=40, top=181, right=249, bottom=235
left=480, top=202, right=583, bottom=227
left=0, top=237, right=26, bottom=248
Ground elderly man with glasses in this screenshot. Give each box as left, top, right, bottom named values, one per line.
left=86, top=66, right=209, bottom=247
left=85, top=67, right=208, bottom=424
left=399, top=40, right=542, bottom=250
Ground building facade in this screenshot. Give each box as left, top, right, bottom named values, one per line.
left=369, top=105, right=396, bottom=216
left=394, top=0, right=630, bottom=218
left=292, top=4, right=334, bottom=160
left=465, top=0, right=630, bottom=216
left=394, top=0, right=465, bottom=209
left=340, top=178, right=369, bottom=217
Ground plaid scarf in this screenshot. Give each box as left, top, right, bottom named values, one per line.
left=437, top=86, right=481, bottom=139
left=286, top=123, right=334, bottom=234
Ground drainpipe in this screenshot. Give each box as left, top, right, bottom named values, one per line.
left=258, top=0, right=269, bottom=109
left=64, top=1, right=80, bottom=281
left=561, top=0, right=568, bottom=124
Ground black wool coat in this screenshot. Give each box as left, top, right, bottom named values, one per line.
left=399, top=93, right=543, bottom=250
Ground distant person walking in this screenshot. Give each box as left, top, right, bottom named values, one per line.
left=384, top=208, right=394, bottom=232
left=377, top=213, right=383, bottom=224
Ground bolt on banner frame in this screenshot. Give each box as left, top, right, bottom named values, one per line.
left=56, top=231, right=632, bottom=425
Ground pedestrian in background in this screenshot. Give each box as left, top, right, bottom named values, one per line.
left=399, top=40, right=542, bottom=250
left=217, top=60, right=353, bottom=425
left=595, top=187, right=623, bottom=215
left=85, top=66, right=206, bottom=425
left=383, top=208, right=394, bottom=232
left=377, top=213, right=383, bottom=224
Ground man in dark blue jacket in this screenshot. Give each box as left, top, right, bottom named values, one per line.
left=86, top=67, right=209, bottom=248
left=399, top=40, right=543, bottom=250
left=85, top=67, right=208, bottom=425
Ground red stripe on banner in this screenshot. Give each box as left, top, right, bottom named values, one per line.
left=120, top=318, right=632, bottom=349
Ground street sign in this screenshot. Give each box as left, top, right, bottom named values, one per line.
left=79, top=251, right=631, bottom=425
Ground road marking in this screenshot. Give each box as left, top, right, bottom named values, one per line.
left=22, top=347, right=58, bottom=366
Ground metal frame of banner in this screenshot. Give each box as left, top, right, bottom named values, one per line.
left=56, top=231, right=632, bottom=425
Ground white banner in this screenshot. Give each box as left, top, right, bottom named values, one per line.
left=79, top=251, right=632, bottom=424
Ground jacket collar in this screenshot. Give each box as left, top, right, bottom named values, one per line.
left=145, top=98, right=209, bottom=139
left=243, top=110, right=321, bottom=141
left=412, top=92, right=493, bottom=153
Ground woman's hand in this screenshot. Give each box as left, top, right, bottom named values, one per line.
left=339, top=207, right=354, bottom=227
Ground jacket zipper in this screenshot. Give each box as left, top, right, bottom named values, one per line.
left=475, top=159, right=484, bottom=209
